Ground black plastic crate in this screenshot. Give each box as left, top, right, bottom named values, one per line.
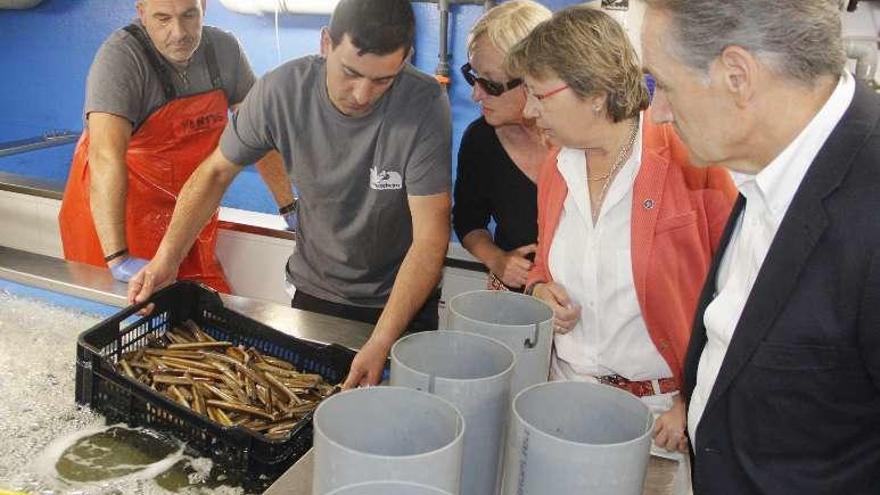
left=75, top=281, right=355, bottom=489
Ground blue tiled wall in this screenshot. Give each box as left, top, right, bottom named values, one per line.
left=0, top=0, right=582, bottom=213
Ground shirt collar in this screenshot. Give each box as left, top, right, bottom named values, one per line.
left=733, top=71, right=855, bottom=220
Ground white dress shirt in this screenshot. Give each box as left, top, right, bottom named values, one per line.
left=688, top=72, right=856, bottom=444
left=548, top=114, right=673, bottom=382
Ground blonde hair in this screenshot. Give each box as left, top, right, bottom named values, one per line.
left=506, top=6, right=648, bottom=123
left=467, top=0, right=552, bottom=57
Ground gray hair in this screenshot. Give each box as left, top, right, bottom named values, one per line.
left=645, top=0, right=846, bottom=85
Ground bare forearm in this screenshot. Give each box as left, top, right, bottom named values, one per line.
left=461, top=229, right=504, bottom=273
left=371, top=239, right=447, bottom=345
left=154, top=149, right=239, bottom=266
left=89, top=155, right=129, bottom=256
left=85, top=112, right=133, bottom=258
left=254, top=151, right=295, bottom=207
left=340, top=191, right=451, bottom=388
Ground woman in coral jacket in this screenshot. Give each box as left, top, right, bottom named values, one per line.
left=506, top=6, right=736, bottom=493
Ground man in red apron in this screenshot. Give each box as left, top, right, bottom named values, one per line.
left=58, top=0, right=290, bottom=292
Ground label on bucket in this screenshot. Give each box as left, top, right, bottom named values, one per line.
left=517, top=428, right=530, bottom=495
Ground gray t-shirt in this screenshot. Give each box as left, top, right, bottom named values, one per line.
left=84, top=21, right=256, bottom=129
left=220, top=55, right=451, bottom=307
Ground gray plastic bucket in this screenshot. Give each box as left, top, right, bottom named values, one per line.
left=446, top=290, right=553, bottom=396
left=312, top=386, right=465, bottom=495
left=327, top=481, right=453, bottom=495
left=502, top=381, right=654, bottom=495
left=390, top=331, right=515, bottom=495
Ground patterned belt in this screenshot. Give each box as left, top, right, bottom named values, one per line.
left=596, top=374, right=679, bottom=397
left=487, top=272, right=526, bottom=293
left=487, top=272, right=510, bottom=291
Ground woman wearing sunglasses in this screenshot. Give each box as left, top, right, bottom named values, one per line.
left=451, top=0, right=553, bottom=292
left=507, top=7, right=736, bottom=493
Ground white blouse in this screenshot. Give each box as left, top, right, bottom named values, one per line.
left=548, top=115, right=673, bottom=382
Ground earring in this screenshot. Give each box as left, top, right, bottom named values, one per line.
left=593, top=104, right=601, bottom=113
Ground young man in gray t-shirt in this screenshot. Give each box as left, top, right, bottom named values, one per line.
left=129, top=0, right=452, bottom=388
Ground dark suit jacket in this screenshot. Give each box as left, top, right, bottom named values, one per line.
left=685, top=82, right=880, bottom=494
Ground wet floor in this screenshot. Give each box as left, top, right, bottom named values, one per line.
left=0, top=289, right=251, bottom=494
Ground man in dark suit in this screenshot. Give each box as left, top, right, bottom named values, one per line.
left=640, top=1, right=880, bottom=493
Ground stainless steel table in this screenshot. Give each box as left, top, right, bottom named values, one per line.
left=265, top=450, right=314, bottom=494
left=0, top=245, right=374, bottom=349
left=0, top=246, right=677, bottom=495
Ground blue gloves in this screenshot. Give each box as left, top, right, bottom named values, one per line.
left=282, top=209, right=298, bottom=231
left=109, top=255, right=149, bottom=283
left=280, top=199, right=298, bottom=232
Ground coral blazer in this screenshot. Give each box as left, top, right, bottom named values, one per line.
left=526, top=115, right=737, bottom=385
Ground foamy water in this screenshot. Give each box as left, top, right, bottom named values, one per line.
left=0, top=289, right=247, bottom=494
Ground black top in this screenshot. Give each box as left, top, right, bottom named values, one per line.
left=452, top=117, right=538, bottom=253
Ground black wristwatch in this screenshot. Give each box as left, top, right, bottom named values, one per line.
left=279, top=198, right=298, bottom=215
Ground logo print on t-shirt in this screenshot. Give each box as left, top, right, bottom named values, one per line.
left=370, top=167, right=403, bottom=190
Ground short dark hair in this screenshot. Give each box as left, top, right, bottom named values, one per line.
left=329, top=0, right=415, bottom=56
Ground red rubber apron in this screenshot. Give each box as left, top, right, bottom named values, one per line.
left=58, top=25, right=231, bottom=293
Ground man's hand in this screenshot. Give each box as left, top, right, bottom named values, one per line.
left=108, top=255, right=149, bottom=283
left=342, top=336, right=393, bottom=389
left=653, top=394, right=689, bottom=453
left=489, top=244, right=537, bottom=289
left=532, top=282, right=581, bottom=333
left=127, top=257, right=178, bottom=308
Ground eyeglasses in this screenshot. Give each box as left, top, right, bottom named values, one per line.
left=527, top=84, right=569, bottom=101
left=460, top=62, right=523, bottom=97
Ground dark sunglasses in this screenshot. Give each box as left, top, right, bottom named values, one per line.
left=460, top=62, right=523, bottom=97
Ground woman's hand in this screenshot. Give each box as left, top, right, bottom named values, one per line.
left=653, top=394, right=689, bottom=453
left=532, top=282, right=581, bottom=333
left=489, top=244, right=537, bottom=289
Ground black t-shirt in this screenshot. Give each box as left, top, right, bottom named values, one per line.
left=452, top=117, right=538, bottom=253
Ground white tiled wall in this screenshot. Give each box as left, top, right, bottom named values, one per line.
left=216, top=228, right=293, bottom=304
left=0, top=191, right=63, bottom=257
left=842, top=2, right=879, bottom=36
left=842, top=2, right=880, bottom=86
